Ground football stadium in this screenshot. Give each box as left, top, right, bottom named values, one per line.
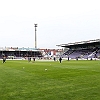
left=1, top=39, right=100, bottom=60
left=1, top=0, right=100, bottom=99
left=0, top=39, right=100, bottom=100
left=58, top=39, right=100, bottom=60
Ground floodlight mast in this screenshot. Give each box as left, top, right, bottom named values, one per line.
left=34, top=24, right=37, bottom=49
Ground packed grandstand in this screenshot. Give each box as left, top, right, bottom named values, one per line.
left=57, top=39, right=100, bottom=60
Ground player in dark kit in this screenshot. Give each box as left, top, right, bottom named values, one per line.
left=3, top=56, right=6, bottom=63
left=59, top=57, right=62, bottom=63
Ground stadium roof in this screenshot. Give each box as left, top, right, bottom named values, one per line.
left=0, top=47, right=39, bottom=51
left=57, top=39, right=100, bottom=48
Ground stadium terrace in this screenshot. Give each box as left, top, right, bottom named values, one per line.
left=57, top=39, right=100, bottom=60
left=0, top=47, right=63, bottom=60
left=0, top=47, right=42, bottom=59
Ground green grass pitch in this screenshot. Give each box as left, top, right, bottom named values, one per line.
left=0, top=60, right=100, bottom=100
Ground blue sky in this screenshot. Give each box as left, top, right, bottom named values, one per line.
left=0, top=0, right=100, bottom=49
